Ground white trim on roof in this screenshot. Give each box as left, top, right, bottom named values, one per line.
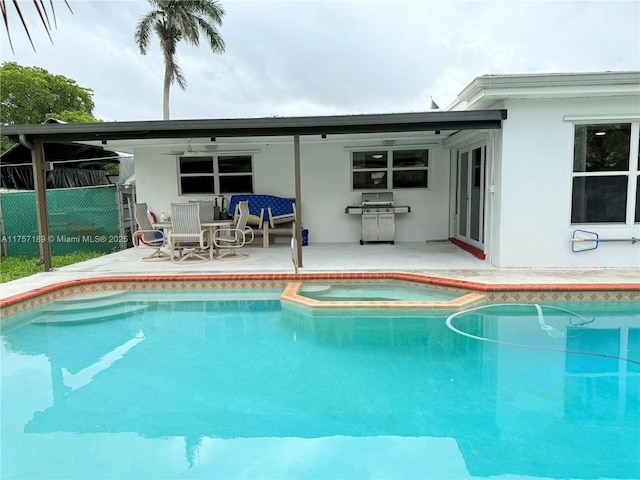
left=563, top=114, right=640, bottom=122
left=451, top=71, right=640, bottom=110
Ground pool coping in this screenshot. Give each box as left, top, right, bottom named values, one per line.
left=1, top=272, right=639, bottom=318
left=280, top=281, right=487, bottom=311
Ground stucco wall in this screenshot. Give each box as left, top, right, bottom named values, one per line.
left=495, top=96, right=640, bottom=268
left=132, top=95, right=640, bottom=268
left=134, top=138, right=452, bottom=244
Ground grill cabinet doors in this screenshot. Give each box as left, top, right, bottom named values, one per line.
left=361, top=209, right=395, bottom=244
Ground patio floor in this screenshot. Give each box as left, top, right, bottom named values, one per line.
left=2, top=240, right=638, bottom=301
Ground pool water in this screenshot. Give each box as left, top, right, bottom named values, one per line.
left=299, top=282, right=459, bottom=301
left=1, top=292, right=638, bottom=479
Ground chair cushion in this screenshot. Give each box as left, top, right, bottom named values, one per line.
left=247, top=214, right=262, bottom=225
left=229, top=194, right=295, bottom=221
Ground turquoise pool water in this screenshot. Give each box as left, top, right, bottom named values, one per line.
left=1, top=291, right=638, bottom=479
left=299, top=283, right=459, bottom=301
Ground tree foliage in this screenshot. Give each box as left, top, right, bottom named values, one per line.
left=52, top=109, right=101, bottom=124
left=1, top=61, right=96, bottom=124
left=134, top=0, right=225, bottom=119
left=0, top=62, right=100, bottom=154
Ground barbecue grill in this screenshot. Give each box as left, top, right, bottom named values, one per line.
left=345, top=192, right=411, bottom=244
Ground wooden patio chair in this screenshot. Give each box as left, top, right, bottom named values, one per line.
left=264, top=203, right=297, bottom=247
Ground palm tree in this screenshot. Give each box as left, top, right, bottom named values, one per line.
left=134, top=0, right=225, bottom=120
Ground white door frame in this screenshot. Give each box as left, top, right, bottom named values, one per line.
left=455, top=142, right=486, bottom=251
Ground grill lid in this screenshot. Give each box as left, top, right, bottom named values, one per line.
left=361, top=192, right=394, bottom=206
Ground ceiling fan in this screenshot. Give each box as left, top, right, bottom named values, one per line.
left=162, top=142, right=217, bottom=156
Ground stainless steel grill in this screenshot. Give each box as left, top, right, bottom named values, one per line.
left=345, top=192, right=411, bottom=245
left=361, top=192, right=394, bottom=208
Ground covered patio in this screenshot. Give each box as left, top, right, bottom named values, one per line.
left=1, top=110, right=508, bottom=272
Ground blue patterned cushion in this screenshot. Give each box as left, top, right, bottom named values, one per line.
left=229, top=194, right=295, bottom=220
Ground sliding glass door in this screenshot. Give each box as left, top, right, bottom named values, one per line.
left=456, top=145, right=486, bottom=248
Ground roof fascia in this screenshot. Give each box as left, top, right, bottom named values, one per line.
left=453, top=71, right=640, bottom=109
left=2, top=110, right=507, bottom=143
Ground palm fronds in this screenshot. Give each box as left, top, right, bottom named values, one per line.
left=1, top=0, right=73, bottom=53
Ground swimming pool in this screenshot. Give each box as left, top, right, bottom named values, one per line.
left=2, top=289, right=639, bottom=479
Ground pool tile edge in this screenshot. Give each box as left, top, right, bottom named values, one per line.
left=280, top=281, right=487, bottom=312
left=1, top=273, right=639, bottom=318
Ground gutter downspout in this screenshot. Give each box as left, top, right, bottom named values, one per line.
left=20, top=135, right=53, bottom=271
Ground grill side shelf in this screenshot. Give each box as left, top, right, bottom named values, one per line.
left=345, top=206, right=410, bottom=214
left=394, top=205, right=411, bottom=214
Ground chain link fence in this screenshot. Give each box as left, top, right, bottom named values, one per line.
left=0, top=184, right=134, bottom=259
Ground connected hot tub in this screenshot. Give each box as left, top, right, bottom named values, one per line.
left=281, top=280, right=486, bottom=312
left=299, top=283, right=460, bottom=302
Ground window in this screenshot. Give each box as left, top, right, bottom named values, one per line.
left=178, top=155, right=254, bottom=195
left=571, top=123, right=639, bottom=224
left=352, top=151, right=387, bottom=190
left=352, top=149, right=428, bottom=190
left=393, top=150, right=428, bottom=189
left=179, top=156, right=214, bottom=195
left=218, top=155, right=253, bottom=194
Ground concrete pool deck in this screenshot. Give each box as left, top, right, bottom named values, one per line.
left=1, top=241, right=638, bottom=306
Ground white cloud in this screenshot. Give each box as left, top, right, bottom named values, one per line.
left=3, top=0, right=638, bottom=122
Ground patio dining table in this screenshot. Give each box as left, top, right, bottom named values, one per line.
left=152, top=220, right=233, bottom=259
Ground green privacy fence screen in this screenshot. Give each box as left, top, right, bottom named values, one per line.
left=1, top=185, right=121, bottom=257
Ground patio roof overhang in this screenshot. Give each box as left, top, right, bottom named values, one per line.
left=1, top=109, right=507, bottom=143
left=2, top=109, right=507, bottom=272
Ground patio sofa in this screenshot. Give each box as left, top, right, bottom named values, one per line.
left=228, top=194, right=296, bottom=247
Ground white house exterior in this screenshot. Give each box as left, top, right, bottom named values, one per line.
left=445, top=72, right=640, bottom=268
left=131, top=72, right=640, bottom=269
left=4, top=71, right=639, bottom=270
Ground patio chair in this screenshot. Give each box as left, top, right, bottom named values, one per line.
left=232, top=201, right=255, bottom=244
left=168, top=202, right=212, bottom=263
left=189, top=199, right=217, bottom=223
left=213, top=200, right=253, bottom=260
left=264, top=203, right=297, bottom=247
left=132, top=203, right=169, bottom=261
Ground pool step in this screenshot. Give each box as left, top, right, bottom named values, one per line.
left=45, top=295, right=131, bottom=313
left=300, top=285, right=332, bottom=294
left=52, top=290, right=128, bottom=305
left=31, top=301, right=148, bottom=326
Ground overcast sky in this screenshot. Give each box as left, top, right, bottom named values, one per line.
left=2, top=0, right=639, bottom=122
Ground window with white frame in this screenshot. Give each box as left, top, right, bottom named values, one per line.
left=178, top=155, right=254, bottom=195
left=179, top=156, right=214, bottom=194
left=352, top=149, right=428, bottom=190
left=571, top=123, right=639, bottom=224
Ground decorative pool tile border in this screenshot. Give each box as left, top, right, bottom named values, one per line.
left=281, top=281, right=487, bottom=311
left=1, top=272, right=639, bottom=318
